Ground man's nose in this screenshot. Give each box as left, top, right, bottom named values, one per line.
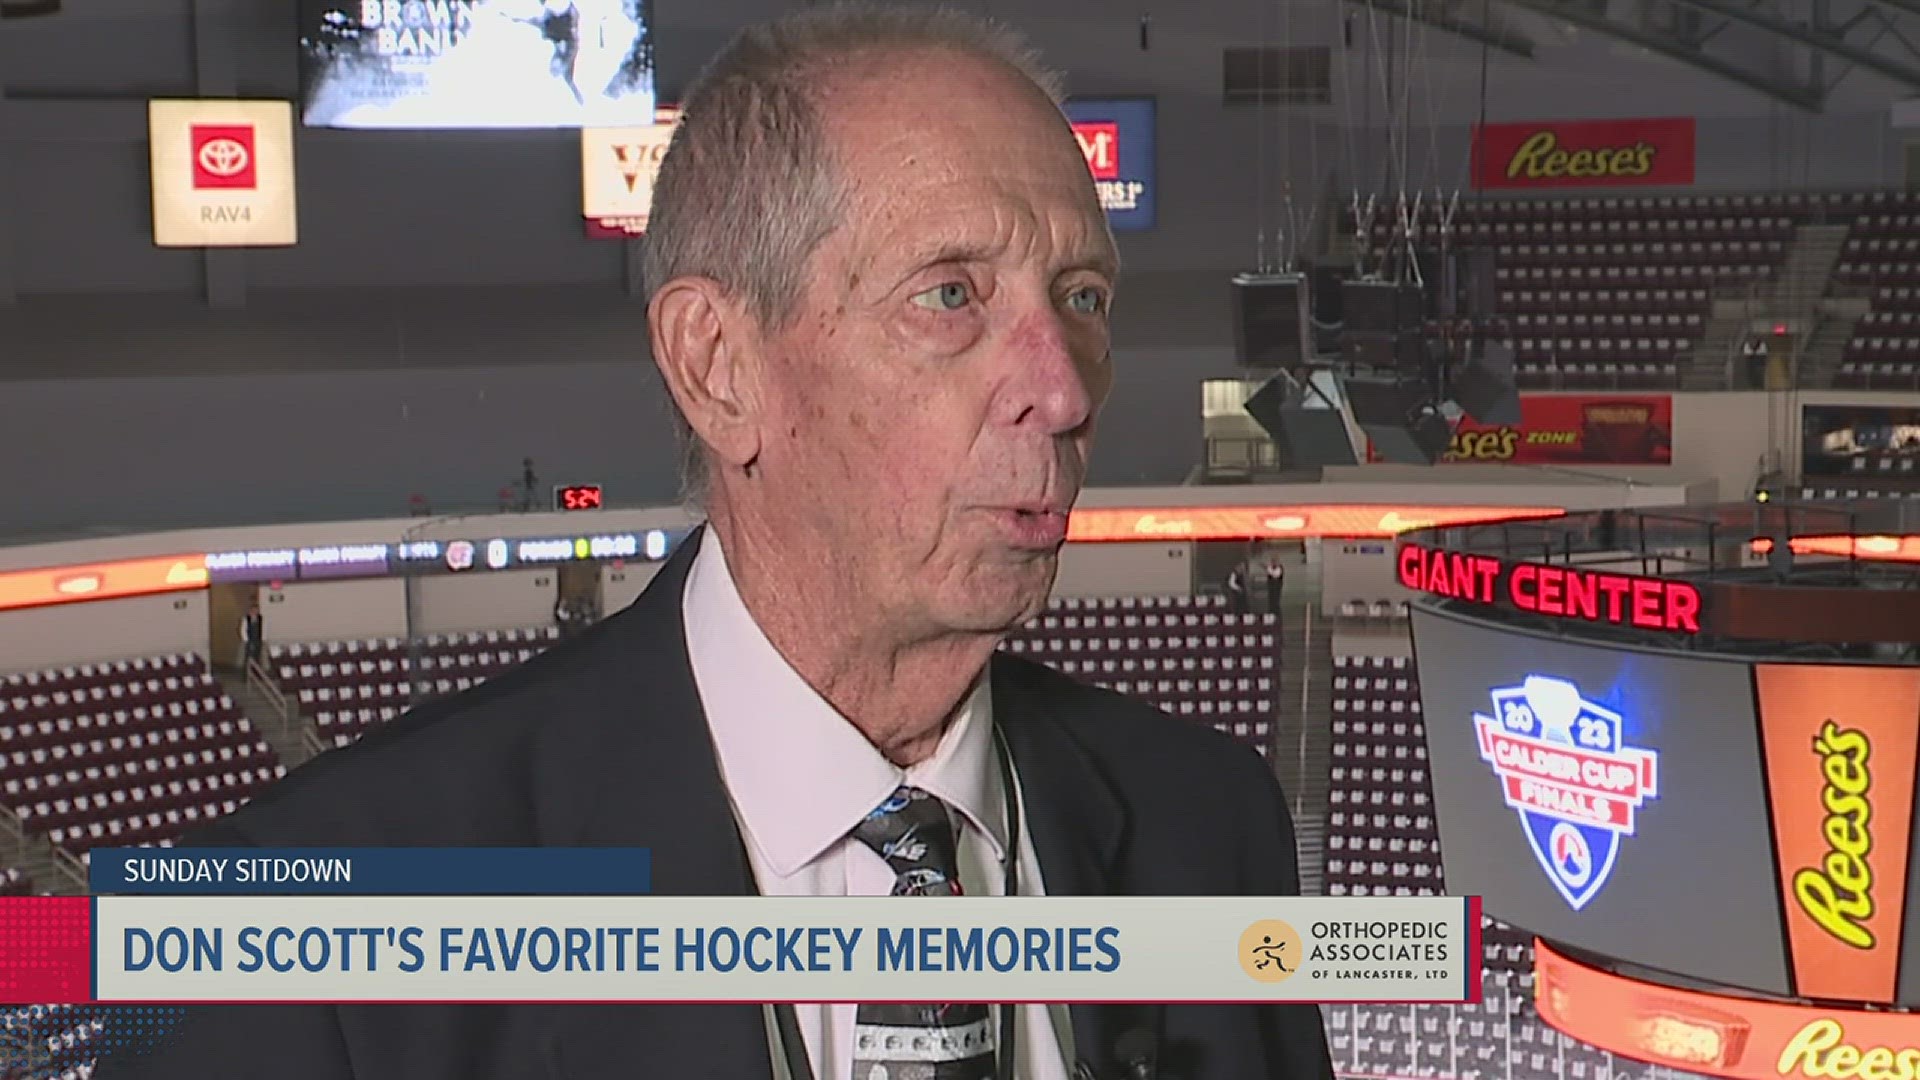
left=998, top=309, right=1098, bottom=435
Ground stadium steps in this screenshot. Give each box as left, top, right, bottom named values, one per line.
left=1268, top=554, right=1332, bottom=895
left=1, top=828, right=76, bottom=895
left=1684, top=309, right=1747, bottom=390
left=1802, top=313, right=1859, bottom=388
left=1293, top=819, right=1326, bottom=898
left=1774, top=224, right=1851, bottom=386
left=1773, top=223, right=1849, bottom=305
left=218, top=670, right=317, bottom=771
left=1686, top=224, right=1849, bottom=390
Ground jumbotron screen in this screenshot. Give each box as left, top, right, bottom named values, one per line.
left=1410, top=608, right=1791, bottom=994
left=299, top=0, right=656, bottom=129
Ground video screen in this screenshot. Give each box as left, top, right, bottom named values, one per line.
left=1801, top=404, right=1920, bottom=480
left=299, top=0, right=656, bottom=129
left=1410, top=608, right=1792, bottom=995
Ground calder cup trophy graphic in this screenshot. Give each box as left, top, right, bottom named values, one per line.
left=1474, top=676, right=1659, bottom=910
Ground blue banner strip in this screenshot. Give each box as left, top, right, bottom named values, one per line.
left=89, top=848, right=652, bottom=896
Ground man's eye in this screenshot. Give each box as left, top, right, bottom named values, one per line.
left=910, top=282, right=972, bottom=311
left=1066, top=286, right=1107, bottom=315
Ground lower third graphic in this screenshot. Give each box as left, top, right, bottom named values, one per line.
left=1474, top=675, right=1659, bottom=910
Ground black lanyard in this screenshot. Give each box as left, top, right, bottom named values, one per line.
left=771, top=725, right=1022, bottom=1080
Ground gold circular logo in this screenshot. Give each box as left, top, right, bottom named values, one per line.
left=1239, top=920, right=1303, bottom=983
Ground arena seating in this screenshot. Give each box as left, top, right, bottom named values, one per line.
left=1325, top=653, right=1440, bottom=897
left=1325, top=647, right=1569, bottom=1079
left=0, top=655, right=283, bottom=861
left=1324, top=966, right=1617, bottom=1080
left=0, top=865, right=31, bottom=896
left=999, top=595, right=1281, bottom=756
left=1836, top=289, right=1920, bottom=389
left=1, top=1004, right=106, bottom=1079
left=1830, top=197, right=1920, bottom=389
left=1798, top=477, right=1920, bottom=501
left=1336, top=598, right=1411, bottom=622
left=275, top=602, right=1280, bottom=758
left=1365, top=192, right=1829, bottom=390
left=1833, top=196, right=1920, bottom=289
left=268, top=627, right=561, bottom=750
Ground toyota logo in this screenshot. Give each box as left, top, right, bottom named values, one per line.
left=196, top=137, right=251, bottom=177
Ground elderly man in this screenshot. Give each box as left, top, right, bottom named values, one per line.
left=95, top=7, right=1331, bottom=1080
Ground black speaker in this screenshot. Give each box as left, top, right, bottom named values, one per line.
left=1341, top=330, right=1397, bottom=369
left=1343, top=281, right=1424, bottom=333
left=1231, top=273, right=1309, bottom=368
left=1366, top=408, right=1452, bottom=465
left=1341, top=374, right=1451, bottom=464
left=1463, top=248, right=1498, bottom=317
left=1307, top=262, right=1345, bottom=325
left=1243, top=372, right=1359, bottom=467
left=1449, top=341, right=1521, bottom=426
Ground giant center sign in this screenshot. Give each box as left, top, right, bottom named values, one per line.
left=1397, top=541, right=1702, bottom=633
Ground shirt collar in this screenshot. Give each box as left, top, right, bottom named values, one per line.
left=681, top=529, right=1005, bottom=879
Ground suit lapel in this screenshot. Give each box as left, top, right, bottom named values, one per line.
left=531, top=545, right=1165, bottom=1077
left=991, top=655, right=1163, bottom=1076
left=534, top=527, right=776, bottom=1080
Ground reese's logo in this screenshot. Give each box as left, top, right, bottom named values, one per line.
left=1777, top=1018, right=1920, bottom=1079
left=1505, top=130, right=1658, bottom=181
left=1443, top=427, right=1581, bottom=462
left=1794, top=721, right=1876, bottom=949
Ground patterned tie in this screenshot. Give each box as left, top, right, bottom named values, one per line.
left=849, top=786, right=996, bottom=1080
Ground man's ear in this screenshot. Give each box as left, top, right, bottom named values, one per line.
left=648, top=277, right=764, bottom=471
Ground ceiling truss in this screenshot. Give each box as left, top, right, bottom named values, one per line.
left=1349, top=0, right=1920, bottom=112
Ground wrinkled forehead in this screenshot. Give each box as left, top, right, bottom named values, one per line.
left=815, top=53, right=1117, bottom=278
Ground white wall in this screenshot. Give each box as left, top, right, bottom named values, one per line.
left=0, top=592, right=208, bottom=675
left=1053, top=542, right=1193, bottom=598
left=261, top=579, right=409, bottom=644
left=413, top=570, right=557, bottom=636
left=1319, top=540, right=1412, bottom=616
left=600, top=563, right=663, bottom=616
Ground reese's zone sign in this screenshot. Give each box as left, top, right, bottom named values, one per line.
left=1473, top=118, right=1695, bottom=189
left=1397, top=542, right=1703, bottom=633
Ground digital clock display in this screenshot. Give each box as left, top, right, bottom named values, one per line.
left=555, top=484, right=604, bottom=512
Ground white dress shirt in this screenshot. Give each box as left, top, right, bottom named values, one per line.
left=682, top=530, right=1075, bottom=1080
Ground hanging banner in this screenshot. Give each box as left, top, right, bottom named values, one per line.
left=147, top=99, right=299, bottom=247
left=1472, top=117, right=1695, bottom=189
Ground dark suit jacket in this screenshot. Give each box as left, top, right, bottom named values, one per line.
left=95, top=532, right=1333, bottom=1080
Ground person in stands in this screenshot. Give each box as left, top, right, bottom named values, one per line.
left=1742, top=335, right=1770, bottom=389
left=1224, top=562, right=1250, bottom=614
left=1262, top=551, right=1286, bottom=613
left=100, top=7, right=1331, bottom=1079
left=238, top=602, right=264, bottom=673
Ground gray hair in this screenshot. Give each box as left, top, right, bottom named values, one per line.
left=642, top=3, right=1067, bottom=507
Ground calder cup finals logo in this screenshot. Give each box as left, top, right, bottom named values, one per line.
left=1475, top=676, right=1659, bottom=910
